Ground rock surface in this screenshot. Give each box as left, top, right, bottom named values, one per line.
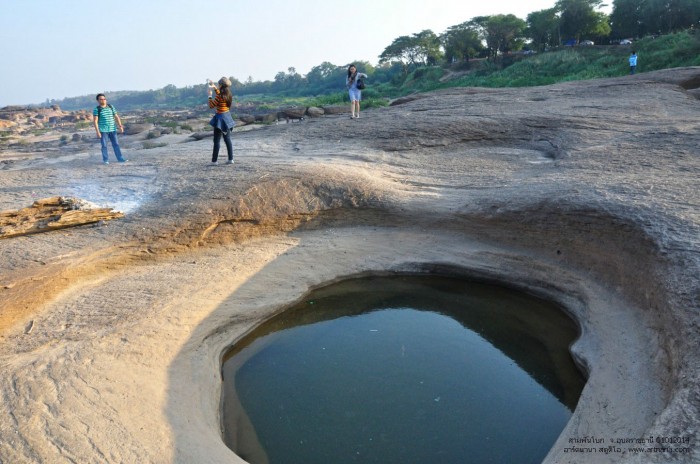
left=123, top=122, right=155, bottom=135
left=0, top=68, right=699, bottom=463
left=0, top=104, right=92, bottom=133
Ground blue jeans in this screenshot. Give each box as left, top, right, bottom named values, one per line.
left=100, top=131, right=125, bottom=162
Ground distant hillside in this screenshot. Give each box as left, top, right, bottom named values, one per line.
left=47, top=30, right=700, bottom=113
left=438, top=30, right=700, bottom=89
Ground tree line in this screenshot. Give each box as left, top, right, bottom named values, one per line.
left=382, top=0, right=700, bottom=67
left=50, top=61, right=407, bottom=111
left=47, top=0, right=699, bottom=111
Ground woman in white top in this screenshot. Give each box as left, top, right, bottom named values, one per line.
left=346, top=64, right=367, bottom=119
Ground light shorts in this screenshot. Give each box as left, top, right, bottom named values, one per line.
left=348, top=87, right=361, bottom=102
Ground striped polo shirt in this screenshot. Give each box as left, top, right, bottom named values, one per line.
left=93, top=104, right=118, bottom=132
left=208, top=89, right=230, bottom=113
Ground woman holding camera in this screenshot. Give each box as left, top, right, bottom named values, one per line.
left=346, top=64, right=367, bottom=119
left=207, top=77, right=235, bottom=164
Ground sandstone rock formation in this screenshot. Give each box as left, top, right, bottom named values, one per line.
left=0, top=105, right=91, bottom=134
left=237, top=114, right=256, bottom=124
left=123, top=122, right=154, bottom=135
left=306, top=106, right=325, bottom=117
left=279, top=106, right=306, bottom=119
left=321, top=104, right=351, bottom=114
left=0, top=67, right=698, bottom=464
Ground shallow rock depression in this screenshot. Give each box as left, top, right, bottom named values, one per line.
left=1, top=68, right=699, bottom=463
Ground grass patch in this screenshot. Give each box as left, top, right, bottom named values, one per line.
left=142, top=141, right=167, bottom=149
left=30, top=128, right=52, bottom=136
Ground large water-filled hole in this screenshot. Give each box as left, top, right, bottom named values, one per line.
left=221, top=274, right=585, bottom=464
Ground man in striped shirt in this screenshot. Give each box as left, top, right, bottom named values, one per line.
left=93, top=93, right=127, bottom=164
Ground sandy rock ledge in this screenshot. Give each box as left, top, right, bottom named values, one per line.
left=0, top=67, right=699, bottom=463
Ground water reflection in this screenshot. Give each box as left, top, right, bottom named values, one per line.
left=222, top=275, right=585, bottom=464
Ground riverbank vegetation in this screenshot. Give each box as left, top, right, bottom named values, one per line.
left=47, top=0, right=700, bottom=112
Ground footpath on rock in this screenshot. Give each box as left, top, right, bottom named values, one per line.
left=0, top=68, right=699, bottom=463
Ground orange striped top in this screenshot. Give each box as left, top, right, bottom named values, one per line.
left=208, top=89, right=230, bottom=113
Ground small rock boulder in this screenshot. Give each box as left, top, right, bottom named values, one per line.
left=281, top=106, right=307, bottom=119
left=255, top=113, right=277, bottom=124
left=237, top=114, right=255, bottom=124
left=189, top=132, right=212, bottom=141
left=321, top=105, right=350, bottom=115
left=306, top=107, right=324, bottom=118
left=124, top=123, right=154, bottom=135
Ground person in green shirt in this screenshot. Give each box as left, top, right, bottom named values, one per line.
left=92, top=93, right=127, bottom=164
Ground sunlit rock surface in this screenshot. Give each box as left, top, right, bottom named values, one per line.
left=0, top=68, right=698, bottom=463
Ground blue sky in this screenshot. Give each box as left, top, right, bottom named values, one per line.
left=0, top=0, right=609, bottom=106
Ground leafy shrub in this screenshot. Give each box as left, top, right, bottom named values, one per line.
left=307, top=93, right=346, bottom=106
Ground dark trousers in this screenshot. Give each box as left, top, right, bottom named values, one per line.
left=212, top=128, right=233, bottom=162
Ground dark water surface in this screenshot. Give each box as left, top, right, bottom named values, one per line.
left=221, top=275, right=585, bottom=464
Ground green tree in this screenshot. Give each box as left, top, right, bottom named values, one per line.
left=440, top=21, right=485, bottom=63
left=271, top=67, right=304, bottom=92
left=372, top=61, right=406, bottom=85
left=471, top=15, right=527, bottom=58
left=352, top=60, right=376, bottom=75
left=414, top=29, right=443, bottom=65
left=611, top=0, right=700, bottom=38
left=641, top=0, right=700, bottom=34
left=527, top=8, right=560, bottom=50
left=380, top=35, right=419, bottom=67
left=307, top=62, right=339, bottom=85
left=306, top=62, right=346, bottom=94
left=556, top=0, right=611, bottom=42
left=285, top=67, right=304, bottom=88
left=673, top=0, right=700, bottom=31
left=273, top=71, right=287, bottom=91
left=229, top=77, right=244, bottom=92
left=379, top=30, right=443, bottom=69
left=610, top=0, right=644, bottom=39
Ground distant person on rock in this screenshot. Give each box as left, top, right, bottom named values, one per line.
left=629, top=51, right=638, bottom=75
left=207, top=77, right=235, bottom=165
left=346, top=64, right=367, bottom=119
left=93, top=94, right=127, bottom=164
